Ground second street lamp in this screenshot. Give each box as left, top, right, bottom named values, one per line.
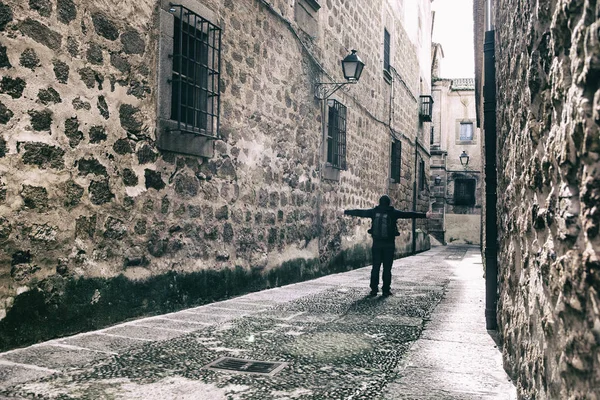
left=460, top=150, right=470, bottom=168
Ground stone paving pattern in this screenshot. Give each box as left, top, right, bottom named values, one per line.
left=0, top=246, right=516, bottom=399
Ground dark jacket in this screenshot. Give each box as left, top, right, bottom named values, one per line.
left=344, top=206, right=427, bottom=244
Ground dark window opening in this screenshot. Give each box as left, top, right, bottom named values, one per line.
left=170, top=5, right=221, bottom=137
left=419, top=159, right=426, bottom=191
left=383, top=29, right=391, bottom=73
left=454, top=179, right=476, bottom=206
left=391, top=139, right=401, bottom=182
left=327, top=100, right=347, bottom=170
left=430, top=126, right=435, bottom=144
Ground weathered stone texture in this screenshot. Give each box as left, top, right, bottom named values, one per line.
left=19, top=19, right=62, bottom=50
left=0, top=2, right=12, bottom=31
left=0, top=100, right=13, bottom=123
left=91, top=12, right=119, bottom=41
left=495, top=0, right=600, bottom=398
left=37, top=87, right=61, bottom=105
left=28, top=109, right=52, bottom=131
left=57, top=0, right=76, bottom=24
left=52, top=59, right=69, bottom=83
left=0, top=44, right=10, bottom=68
left=19, top=48, right=40, bottom=70
left=0, top=76, right=25, bottom=98
left=0, top=0, right=431, bottom=351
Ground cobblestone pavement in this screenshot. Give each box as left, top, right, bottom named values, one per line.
left=0, top=245, right=516, bottom=399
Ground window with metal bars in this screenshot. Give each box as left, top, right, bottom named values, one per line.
left=383, top=29, right=391, bottom=73
left=170, top=5, right=221, bottom=137
left=390, top=139, right=401, bottom=183
left=454, top=179, right=476, bottom=205
left=327, top=100, right=347, bottom=170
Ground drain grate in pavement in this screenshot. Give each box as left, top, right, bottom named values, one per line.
left=203, top=357, right=287, bottom=376
left=445, top=250, right=467, bottom=260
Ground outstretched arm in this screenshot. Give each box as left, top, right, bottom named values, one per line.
left=393, top=210, right=428, bottom=219
left=344, top=208, right=374, bottom=218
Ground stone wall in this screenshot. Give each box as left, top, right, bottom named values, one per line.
left=494, top=0, right=600, bottom=397
left=0, top=0, right=431, bottom=350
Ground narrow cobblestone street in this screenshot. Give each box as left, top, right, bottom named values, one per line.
left=0, top=246, right=516, bottom=399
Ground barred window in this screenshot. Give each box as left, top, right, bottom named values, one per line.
left=390, top=139, right=401, bottom=182
left=170, top=5, right=221, bottom=137
left=454, top=179, right=476, bottom=205
left=327, top=100, right=347, bottom=170
left=430, top=126, right=435, bottom=144
left=383, top=29, right=391, bottom=73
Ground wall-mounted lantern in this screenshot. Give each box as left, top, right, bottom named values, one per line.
left=459, top=150, right=470, bottom=167
left=315, top=50, right=365, bottom=100
left=434, top=175, right=442, bottom=185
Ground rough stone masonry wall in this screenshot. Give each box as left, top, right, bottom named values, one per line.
left=495, top=0, right=600, bottom=398
left=0, top=0, right=428, bottom=350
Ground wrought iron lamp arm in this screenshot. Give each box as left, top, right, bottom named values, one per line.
left=315, top=80, right=357, bottom=100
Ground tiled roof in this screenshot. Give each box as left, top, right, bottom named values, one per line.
left=450, top=78, right=475, bottom=90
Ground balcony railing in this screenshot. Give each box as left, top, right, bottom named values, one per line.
left=419, top=95, right=433, bottom=122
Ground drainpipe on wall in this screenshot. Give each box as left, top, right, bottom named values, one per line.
left=483, top=0, right=498, bottom=330
left=412, top=141, right=418, bottom=254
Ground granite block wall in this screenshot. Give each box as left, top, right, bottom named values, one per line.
left=0, top=0, right=431, bottom=350
left=495, top=0, right=600, bottom=397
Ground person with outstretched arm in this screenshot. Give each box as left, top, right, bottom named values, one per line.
left=344, top=195, right=431, bottom=297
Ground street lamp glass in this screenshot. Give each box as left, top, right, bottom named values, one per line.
left=341, top=50, right=365, bottom=81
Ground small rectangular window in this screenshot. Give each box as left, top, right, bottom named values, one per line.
left=419, top=159, right=426, bottom=191
left=327, top=100, right=347, bottom=170
left=454, top=179, right=476, bottom=206
left=170, top=6, right=221, bottom=137
left=459, top=122, right=474, bottom=141
left=383, top=29, right=390, bottom=72
left=430, top=126, right=435, bottom=145
left=390, top=139, right=401, bottom=182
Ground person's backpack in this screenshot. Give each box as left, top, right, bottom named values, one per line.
left=371, top=211, right=396, bottom=240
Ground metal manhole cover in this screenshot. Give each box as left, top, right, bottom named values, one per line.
left=203, top=357, right=287, bottom=376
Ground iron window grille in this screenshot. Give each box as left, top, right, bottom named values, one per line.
left=454, top=178, right=476, bottom=206
left=419, top=158, right=426, bottom=191
left=419, top=95, right=433, bottom=122
left=383, top=29, right=391, bottom=73
left=169, top=4, right=221, bottom=138
left=430, top=126, right=435, bottom=144
left=327, top=99, right=347, bottom=170
left=391, top=139, right=401, bottom=183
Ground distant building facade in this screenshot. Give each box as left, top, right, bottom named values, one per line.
left=429, top=77, right=482, bottom=245
left=0, top=0, right=433, bottom=350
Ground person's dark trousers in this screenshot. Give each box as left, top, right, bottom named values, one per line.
left=371, top=242, right=395, bottom=294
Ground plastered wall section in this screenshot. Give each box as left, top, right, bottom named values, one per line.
left=495, top=0, right=600, bottom=398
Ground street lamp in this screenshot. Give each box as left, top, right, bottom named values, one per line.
left=459, top=150, right=470, bottom=167
left=315, top=50, right=365, bottom=100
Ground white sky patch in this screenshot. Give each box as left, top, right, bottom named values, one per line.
left=432, top=0, right=475, bottom=78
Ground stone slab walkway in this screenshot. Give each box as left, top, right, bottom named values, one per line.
left=0, top=245, right=516, bottom=399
